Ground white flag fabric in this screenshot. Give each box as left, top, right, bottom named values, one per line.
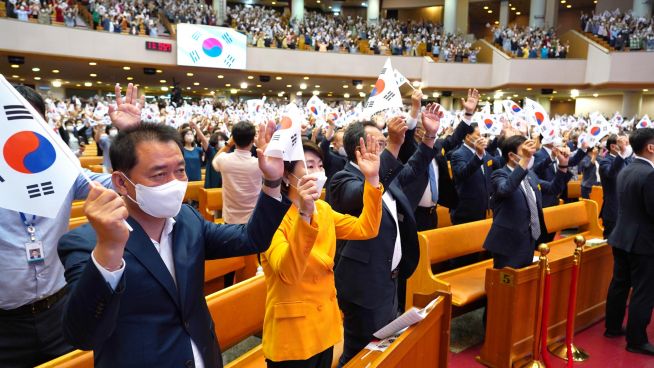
left=363, top=58, right=403, bottom=118
left=306, top=95, right=326, bottom=121
left=637, top=114, right=652, bottom=129
left=0, top=74, right=80, bottom=218
left=393, top=68, right=409, bottom=88
left=246, top=97, right=266, bottom=121
left=264, top=103, right=305, bottom=162
left=586, top=112, right=611, bottom=146
left=479, top=114, right=503, bottom=136
left=502, top=100, right=524, bottom=117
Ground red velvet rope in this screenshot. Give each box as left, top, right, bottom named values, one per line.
left=566, top=262, right=581, bottom=367
left=541, top=270, right=552, bottom=368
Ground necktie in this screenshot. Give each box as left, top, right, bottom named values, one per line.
left=521, top=177, right=541, bottom=241
left=429, top=163, right=438, bottom=204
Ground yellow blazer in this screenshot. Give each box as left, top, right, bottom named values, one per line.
left=261, top=181, right=383, bottom=361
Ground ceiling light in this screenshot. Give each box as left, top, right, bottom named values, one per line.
left=225, top=83, right=231, bottom=87
left=32, top=67, right=40, bottom=72
left=286, top=84, right=292, bottom=88
left=84, top=82, right=92, bottom=87
left=561, top=0, right=566, bottom=3
left=187, top=72, right=194, bottom=77
left=516, top=11, right=521, bottom=15
left=126, top=76, right=134, bottom=81
left=247, top=75, right=254, bottom=80
left=484, top=6, right=488, bottom=9
left=315, top=85, right=320, bottom=88
left=278, top=92, right=284, bottom=97
left=343, top=84, right=349, bottom=89
left=96, top=81, right=102, bottom=84
left=317, top=0, right=321, bottom=3
left=52, top=69, right=59, bottom=74
left=75, top=83, right=81, bottom=87
left=495, top=21, right=499, bottom=24
left=156, top=69, right=163, bottom=73
left=553, top=90, right=558, bottom=94
left=240, top=82, right=248, bottom=89
left=217, top=75, right=224, bottom=79
left=526, top=87, right=532, bottom=91
left=230, top=89, right=238, bottom=94
left=566, top=4, right=571, bottom=8
left=186, top=87, right=191, bottom=90
left=412, top=81, right=422, bottom=87
left=193, top=82, right=200, bottom=86
left=34, top=77, right=41, bottom=81
left=359, top=92, right=366, bottom=97
left=123, top=66, right=131, bottom=70
left=356, top=84, right=363, bottom=90
left=303, top=76, right=310, bottom=80
left=160, top=79, right=166, bottom=83
left=11, top=75, right=18, bottom=78
left=571, top=89, right=580, bottom=98
left=313, top=90, right=320, bottom=96
left=10, top=64, right=19, bottom=69
left=344, top=93, right=350, bottom=98
left=644, top=89, right=649, bottom=92
left=511, top=7, right=516, bottom=10
left=275, top=76, right=283, bottom=80
left=300, top=83, right=307, bottom=90
left=161, top=86, right=169, bottom=91
left=432, top=92, right=440, bottom=98
left=272, top=1, right=276, bottom=4
left=88, top=62, right=97, bottom=66
left=256, top=84, right=262, bottom=87
left=51, top=80, right=62, bottom=88
left=296, top=91, right=302, bottom=96
left=90, top=73, right=97, bottom=77
left=513, top=94, right=519, bottom=98
left=487, top=10, right=493, bottom=13
left=593, top=93, right=599, bottom=97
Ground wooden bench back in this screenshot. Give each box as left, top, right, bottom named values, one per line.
left=183, top=181, right=204, bottom=202
left=208, top=274, right=266, bottom=350
left=78, top=156, right=103, bottom=169
left=567, top=180, right=581, bottom=199
left=422, top=218, right=493, bottom=265
left=199, top=188, right=223, bottom=221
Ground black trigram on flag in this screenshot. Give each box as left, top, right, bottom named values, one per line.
left=290, top=132, right=298, bottom=146
left=224, top=55, right=236, bottom=68
left=365, top=100, right=375, bottom=109
left=382, top=91, right=395, bottom=101
left=189, top=50, right=200, bottom=63
left=0, top=174, right=4, bottom=183
left=271, top=135, right=281, bottom=142
left=26, top=181, right=54, bottom=198
left=3, top=105, right=33, bottom=121
left=380, top=68, right=387, bottom=74
left=191, top=31, right=201, bottom=41
left=221, top=33, right=233, bottom=44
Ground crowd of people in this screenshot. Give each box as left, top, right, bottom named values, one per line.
left=6, top=0, right=79, bottom=27
left=581, top=9, right=654, bottom=51
left=4, top=81, right=654, bottom=368
left=85, top=0, right=161, bottom=36
left=491, top=24, right=570, bottom=59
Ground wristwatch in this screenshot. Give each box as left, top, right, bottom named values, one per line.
left=263, top=177, right=283, bottom=188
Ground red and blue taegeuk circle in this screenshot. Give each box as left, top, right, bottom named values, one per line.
left=511, top=104, right=522, bottom=113
left=484, top=119, right=494, bottom=128
left=590, top=126, right=602, bottom=136
left=202, top=38, right=223, bottom=58
left=534, top=112, right=545, bottom=125
left=3, top=131, right=56, bottom=174
left=370, top=79, right=385, bottom=97
left=310, top=106, right=319, bottom=116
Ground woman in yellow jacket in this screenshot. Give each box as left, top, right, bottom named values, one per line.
left=262, top=137, right=383, bottom=368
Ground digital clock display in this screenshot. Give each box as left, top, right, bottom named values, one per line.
left=145, top=41, right=172, bottom=52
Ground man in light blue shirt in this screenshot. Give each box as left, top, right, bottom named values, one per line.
left=0, top=84, right=138, bottom=367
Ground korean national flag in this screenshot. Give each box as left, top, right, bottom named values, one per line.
left=0, top=74, right=80, bottom=218
left=177, top=24, right=247, bottom=70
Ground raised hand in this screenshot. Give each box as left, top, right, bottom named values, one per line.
left=387, top=116, right=408, bottom=147
left=85, top=183, right=129, bottom=271
left=355, top=134, right=381, bottom=188
left=520, top=139, right=538, bottom=158
left=410, top=89, right=423, bottom=118
left=421, top=103, right=442, bottom=137
left=474, top=137, right=488, bottom=156
left=108, top=83, right=145, bottom=130
left=256, top=121, right=284, bottom=181
left=460, top=88, right=480, bottom=115
left=555, top=149, right=570, bottom=167
left=296, top=176, right=319, bottom=216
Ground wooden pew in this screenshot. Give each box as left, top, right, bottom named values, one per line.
left=70, top=201, right=85, bottom=218
left=88, top=165, right=104, bottom=174
left=589, top=185, right=603, bottom=218
left=567, top=180, right=581, bottom=200
left=183, top=181, right=204, bottom=203
left=345, top=291, right=452, bottom=368
left=35, top=349, right=93, bottom=368
left=405, top=200, right=604, bottom=311
left=198, top=188, right=223, bottom=222
left=436, top=205, right=452, bottom=228
left=478, top=238, right=612, bottom=367
left=204, top=256, right=258, bottom=295
left=68, top=217, right=88, bottom=230
left=79, top=156, right=103, bottom=169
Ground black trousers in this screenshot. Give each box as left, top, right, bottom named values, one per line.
left=0, top=293, right=73, bottom=368
left=625, top=253, right=654, bottom=346
left=337, top=279, right=398, bottom=367
left=581, top=186, right=592, bottom=199
left=266, top=347, right=334, bottom=368
left=415, top=206, right=438, bottom=231
left=605, top=247, right=631, bottom=334
left=603, top=220, right=616, bottom=240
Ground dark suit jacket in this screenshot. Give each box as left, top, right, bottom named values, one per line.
left=319, top=137, right=346, bottom=184
left=58, top=194, right=290, bottom=368
left=483, top=165, right=571, bottom=258
left=609, top=158, right=654, bottom=255
left=533, top=147, right=586, bottom=207
left=450, top=145, right=498, bottom=223
left=328, top=143, right=435, bottom=309
left=397, top=120, right=474, bottom=210
left=599, top=153, right=631, bottom=223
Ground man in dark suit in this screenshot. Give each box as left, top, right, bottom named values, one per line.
left=533, top=137, right=587, bottom=208
left=483, top=135, right=572, bottom=269
left=329, top=104, right=441, bottom=367
left=319, top=120, right=347, bottom=184
left=398, top=89, right=479, bottom=230
left=605, top=128, right=654, bottom=355
left=450, top=124, right=500, bottom=224
left=57, top=123, right=290, bottom=368
left=599, top=134, right=633, bottom=238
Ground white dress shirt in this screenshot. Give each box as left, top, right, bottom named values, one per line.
left=92, top=218, right=205, bottom=368
left=418, top=159, right=439, bottom=208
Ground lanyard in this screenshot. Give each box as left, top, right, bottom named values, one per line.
left=19, top=212, right=37, bottom=242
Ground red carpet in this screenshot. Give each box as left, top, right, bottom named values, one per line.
left=450, top=317, right=654, bottom=367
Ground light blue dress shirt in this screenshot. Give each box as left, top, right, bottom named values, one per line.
left=0, top=171, right=112, bottom=310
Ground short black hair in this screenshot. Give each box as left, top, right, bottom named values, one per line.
left=109, top=123, right=183, bottom=174
left=343, top=121, right=377, bottom=163
left=14, top=85, right=45, bottom=118
left=501, top=135, right=527, bottom=163
left=630, top=128, right=654, bottom=155
left=606, top=134, right=618, bottom=150
left=232, top=121, right=256, bottom=148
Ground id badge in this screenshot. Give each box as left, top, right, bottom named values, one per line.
left=25, top=241, right=45, bottom=263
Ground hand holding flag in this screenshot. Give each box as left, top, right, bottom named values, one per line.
left=256, top=120, right=285, bottom=181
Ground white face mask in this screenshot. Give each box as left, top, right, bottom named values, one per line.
left=337, top=146, right=347, bottom=157
left=109, top=129, right=118, bottom=137
left=216, top=140, right=225, bottom=149
left=122, top=175, right=188, bottom=218
left=290, top=170, right=328, bottom=199
left=623, top=145, right=633, bottom=157
left=511, top=154, right=534, bottom=170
